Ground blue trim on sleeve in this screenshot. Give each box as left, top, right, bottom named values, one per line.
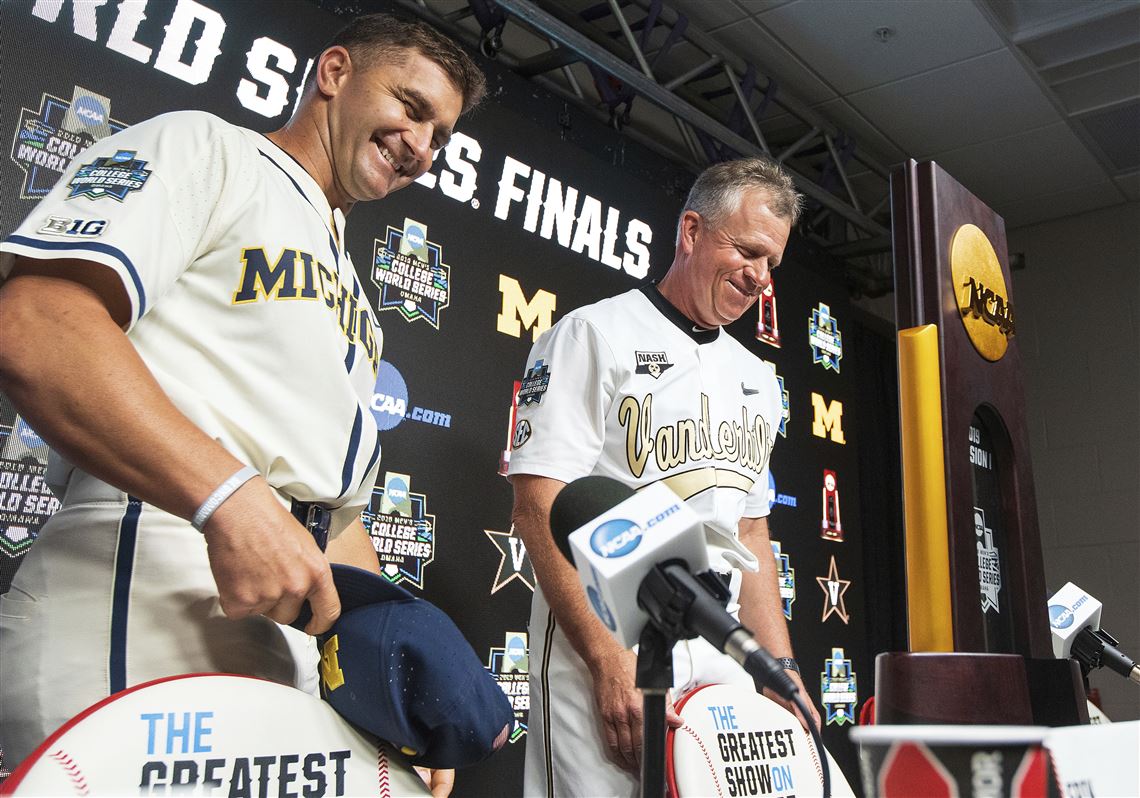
left=343, top=276, right=359, bottom=373
left=6, top=235, right=147, bottom=318
left=361, top=432, right=382, bottom=492
left=110, top=497, right=143, bottom=693
left=340, top=408, right=364, bottom=500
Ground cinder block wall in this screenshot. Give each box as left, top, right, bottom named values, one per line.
left=1007, top=201, right=1139, bottom=722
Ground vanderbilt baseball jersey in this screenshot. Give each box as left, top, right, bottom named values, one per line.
left=0, top=111, right=382, bottom=528
left=507, top=284, right=782, bottom=572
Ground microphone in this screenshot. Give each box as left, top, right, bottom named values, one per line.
left=1048, top=582, right=1140, bottom=684
left=549, top=476, right=797, bottom=700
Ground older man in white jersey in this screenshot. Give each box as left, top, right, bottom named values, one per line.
left=0, top=14, right=483, bottom=786
left=509, top=157, right=823, bottom=797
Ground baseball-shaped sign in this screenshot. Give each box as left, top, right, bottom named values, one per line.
left=1, top=673, right=430, bottom=797
left=667, top=683, right=855, bottom=798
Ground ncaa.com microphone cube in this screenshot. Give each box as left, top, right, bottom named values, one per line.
left=567, top=482, right=710, bottom=648
left=1048, top=581, right=1103, bottom=659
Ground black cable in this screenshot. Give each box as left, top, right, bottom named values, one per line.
left=792, top=692, right=831, bottom=798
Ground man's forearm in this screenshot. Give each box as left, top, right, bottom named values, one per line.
left=737, top=516, right=795, bottom=658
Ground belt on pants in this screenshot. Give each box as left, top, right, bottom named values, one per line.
left=291, top=499, right=333, bottom=552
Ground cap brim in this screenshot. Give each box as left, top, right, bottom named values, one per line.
left=330, top=563, right=413, bottom=611
left=290, top=564, right=413, bottom=631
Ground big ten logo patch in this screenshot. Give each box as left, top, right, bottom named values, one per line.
left=820, top=648, right=858, bottom=726
left=362, top=472, right=435, bottom=589
left=372, top=218, right=451, bottom=328
left=484, top=527, right=535, bottom=594
left=10, top=86, right=124, bottom=199
left=497, top=275, right=556, bottom=342
left=486, top=632, right=530, bottom=743
left=811, top=393, right=845, bottom=444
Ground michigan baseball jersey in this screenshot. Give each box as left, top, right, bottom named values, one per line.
left=1, top=110, right=383, bottom=526
left=0, top=111, right=382, bottom=764
left=508, top=283, right=782, bottom=571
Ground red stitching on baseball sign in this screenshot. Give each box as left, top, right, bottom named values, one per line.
left=681, top=724, right=724, bottom=798
left=804, top=731, right=824, bottom=786
left=377, top=747, right=391, bottom=798
left=49, top=749, right=89, bottom=796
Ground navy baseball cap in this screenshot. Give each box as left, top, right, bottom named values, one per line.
left=293, top=565, right=513, bottom=769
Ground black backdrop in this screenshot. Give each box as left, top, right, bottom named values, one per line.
left=0, top=1, right=889, bottom=792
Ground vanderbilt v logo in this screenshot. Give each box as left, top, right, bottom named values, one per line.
left=497, top=274, right=556, bottom=342
left=811, top=392, right=845, bottom=444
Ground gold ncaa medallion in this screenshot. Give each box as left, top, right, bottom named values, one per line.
left=950, top=224, right=1014, bottom=361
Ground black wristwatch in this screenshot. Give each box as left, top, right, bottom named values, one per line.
left=777, top=657, right=800, bottom=674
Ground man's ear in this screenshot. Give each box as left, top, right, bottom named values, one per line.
left=678, top=210, right=701, bottom=255
left=314, top=46, right=353, bottom=98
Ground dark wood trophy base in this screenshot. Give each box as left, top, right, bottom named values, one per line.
left=875, top=652, right=1088, bottom=727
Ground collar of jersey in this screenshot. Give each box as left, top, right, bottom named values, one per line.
left=253, top=132, right=346, bottom=247
left=640, top=282, right=720, bottom=345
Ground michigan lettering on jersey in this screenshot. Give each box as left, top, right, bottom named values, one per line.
left=233, top=247, right=379, bottom=374
left=618, top=393, right=774, bottom=478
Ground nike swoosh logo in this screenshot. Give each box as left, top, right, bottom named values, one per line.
left=742, top=383, right=759, bottom=395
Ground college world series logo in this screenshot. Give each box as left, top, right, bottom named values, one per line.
left=820, top=647, right=858, bottom=726
left=775, top=370, right=789, bottom=438
left=362, top=471, right=436, bottom=589
left=9, top=86, right=125, bottom=199
left=770, top=541, right=796, bottom=621
left=486, top=632, right=530, bottom=743
left=975, top=507, right=1002, bottom=614
left=372, top=218, right=451, bottom=328
left=808, top=303, right=843, bottom=372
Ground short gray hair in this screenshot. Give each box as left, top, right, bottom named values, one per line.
left=676, top=157, right=802, bottom=242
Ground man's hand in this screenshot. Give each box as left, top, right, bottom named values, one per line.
left=413, top=767, right=454, bottom=797
left=589, top=648, right=683, bottom=772
left=200, top=476, right=340, bottom=635
left=763, top=669, right=821, bottom=734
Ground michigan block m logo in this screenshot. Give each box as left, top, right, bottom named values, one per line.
left=497, top=274, right=556, bottom=342
left=811, top=392, right=845, bottom=444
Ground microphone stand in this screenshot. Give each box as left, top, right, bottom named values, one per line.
left=635, top=560, right=732, bottom=798
left=636, top=623, right=676, bottom=798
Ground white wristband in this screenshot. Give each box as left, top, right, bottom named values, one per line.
left=191, top=466, right=260, bottom=532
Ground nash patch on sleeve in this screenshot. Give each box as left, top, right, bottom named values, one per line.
left=67, top=149, right=152, bottom=201
left=517, top=359, right=550, bottom=405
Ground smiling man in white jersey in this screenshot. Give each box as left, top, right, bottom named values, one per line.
left=0, top=14, right=484, bottom=786
left=509, top=158, right=823, bottom=797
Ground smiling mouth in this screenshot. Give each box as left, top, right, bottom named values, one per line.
left=727, top=280, right=758, bottom=299
left=375, top=140, right=405, bottom=175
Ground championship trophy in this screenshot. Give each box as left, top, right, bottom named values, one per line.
left=755, top=278, right=781, bottom=347
left=820, top=469, right=843, bottom=542
left=499, top=380, right=522, bottom=477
